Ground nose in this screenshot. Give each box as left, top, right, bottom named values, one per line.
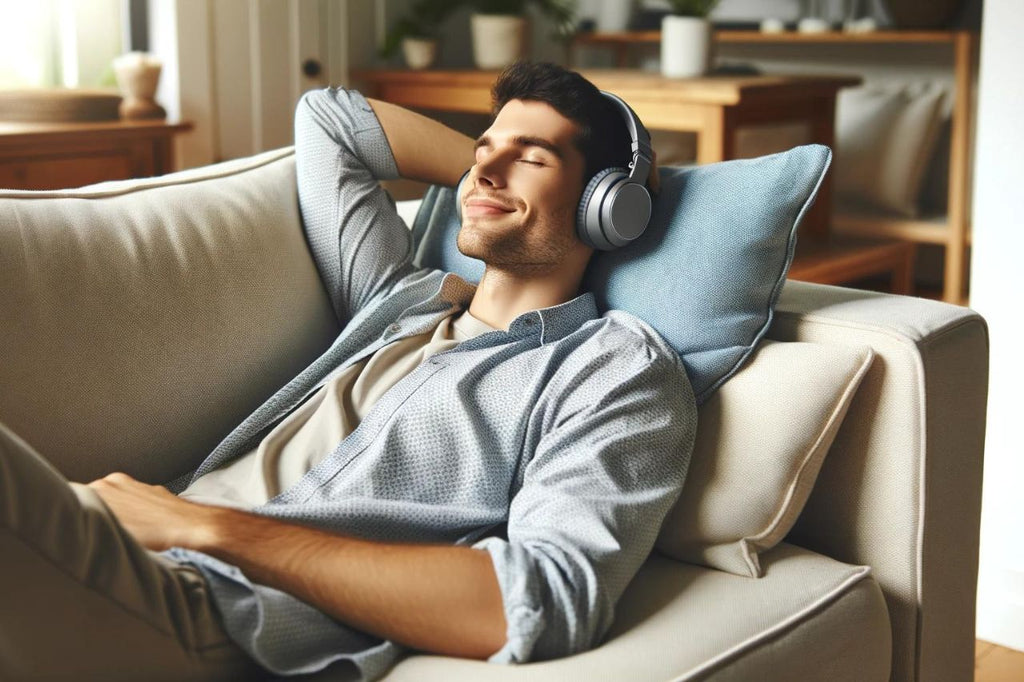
left=472, top=148, right=507, bottom=189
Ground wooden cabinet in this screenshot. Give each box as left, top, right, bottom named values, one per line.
left=0, top=120, right=193, bottom=191
left=574, top=30, right=977, bottom=303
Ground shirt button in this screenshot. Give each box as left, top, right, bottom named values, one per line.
left=387, top=323, right=401, bottom=334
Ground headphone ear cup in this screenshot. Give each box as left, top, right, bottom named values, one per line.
left=577, top=167, right=630, bottom=251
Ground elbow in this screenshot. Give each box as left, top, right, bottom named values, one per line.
left=473, top=537, right=613, bottom=663
left=470, top=614, right=508, bottom=661
left=462, top=596, right=508, bottom=661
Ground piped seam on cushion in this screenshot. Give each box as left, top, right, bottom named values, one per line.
left=696, top=145, right=833, bottom=405
left=741, top=347, right=876, bottom=578
left=908, top=314, right=989, bottom=682
left=774, top=306, right=929, bottom=676
left=773, top=307, right=986, bottom=349
left=673, top=563, right=874, bottom=681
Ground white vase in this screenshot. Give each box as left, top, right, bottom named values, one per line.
left=471, top=14, right=527, bottom=70
left=402, top=37, right=437, bottom=70
left=660, top=15, right=712, bottom=78
left=596, top=0, right=634, bottom=32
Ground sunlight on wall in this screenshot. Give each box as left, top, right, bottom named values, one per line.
left=0, top=0, right=123, bottom=89
left=0, top=2, right=58, bottom=88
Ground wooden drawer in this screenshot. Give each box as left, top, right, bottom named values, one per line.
left=0, top=119, right=192, bottom=191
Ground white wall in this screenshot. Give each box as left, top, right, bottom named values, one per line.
left=971, top=0, right=1024, bottom=653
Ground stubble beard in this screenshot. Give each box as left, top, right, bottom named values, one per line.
left=456, top=205, right=578, bottom=276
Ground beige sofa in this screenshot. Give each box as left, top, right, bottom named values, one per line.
left=0, top=148, right=988, bottom=681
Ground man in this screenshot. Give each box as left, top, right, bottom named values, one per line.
left=0, top=62, right=695, bottom=681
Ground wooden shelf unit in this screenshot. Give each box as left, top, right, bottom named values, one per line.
left=573, top=30, right=978, bottom=303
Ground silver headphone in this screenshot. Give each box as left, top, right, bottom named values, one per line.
left=457, top=90, right=653, bottom=251
left=576, top=91, right=653, bottom=251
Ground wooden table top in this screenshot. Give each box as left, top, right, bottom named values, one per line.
left=353, top=69, right=862, bottom=107
left=0, top=119, right=193, bottom=143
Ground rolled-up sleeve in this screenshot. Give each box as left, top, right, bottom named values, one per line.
left=474, top=342, right=697, bottom=663
left=294, top=87, right=416, bottom=325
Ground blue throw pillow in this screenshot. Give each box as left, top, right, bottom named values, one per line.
left=409, top=144, right=831, bottom=404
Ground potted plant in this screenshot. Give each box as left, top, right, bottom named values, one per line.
left=466, top=0, right=575, bottom=70
left=661, top=0, right=720, bottom=78
left=379, top=0, right=459, bottom=70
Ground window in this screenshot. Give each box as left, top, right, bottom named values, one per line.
left=0, top=0, right=126, bottom=89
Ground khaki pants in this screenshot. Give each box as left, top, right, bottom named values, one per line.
left=0, top=422, right=265, bottom=681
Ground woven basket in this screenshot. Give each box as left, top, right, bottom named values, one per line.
left=0, top=89, right=122, bottom=122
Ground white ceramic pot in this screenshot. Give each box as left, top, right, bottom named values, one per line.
left=660, top=15, right=712, bottom=79
left=113, top=51, right=166, bottom=119
left=596, top=0, right=634, bottom=32
left=470, top=14, right=527, bottom=70
left=402, top=37, right=437, bottom=70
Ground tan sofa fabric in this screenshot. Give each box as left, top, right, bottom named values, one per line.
left=0, top=148, right=339, bottom=484
left=656, top=340, right=874, bottom=577
left=771, top=282, right=988, bottom=682
left=377, top=544, right=886, bottom=682
left=1, top=150, right=985, bottom=682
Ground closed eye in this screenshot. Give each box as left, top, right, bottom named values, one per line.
left=518, top=159, right=544, bottom=166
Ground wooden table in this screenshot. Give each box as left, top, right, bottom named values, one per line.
left=353, top=69, right=860, bottom=237
left=0, top=119, right=193, bottom=190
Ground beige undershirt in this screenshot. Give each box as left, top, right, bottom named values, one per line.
left=180, top=310, right=496, bottom=509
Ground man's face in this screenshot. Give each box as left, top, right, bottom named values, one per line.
left=457, top=99, right=589, bottom=273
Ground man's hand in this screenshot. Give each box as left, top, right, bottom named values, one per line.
left=87, top=472, right=507, bottom=659
left=87, top=472, right=218, bottom=552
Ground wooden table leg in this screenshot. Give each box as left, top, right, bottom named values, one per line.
left=695, top=106, right=735, bottom=165
left=803, top=96, right=837, bottom=240
left=893, top=241, right=917, bottom=295
left=943, top=31, right=976, bottom=304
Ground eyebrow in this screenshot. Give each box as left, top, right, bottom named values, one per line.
left=474, top=134, right=565, bottom=160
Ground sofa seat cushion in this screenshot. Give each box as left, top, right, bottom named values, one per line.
left=377, top=544, right=891, bottom=682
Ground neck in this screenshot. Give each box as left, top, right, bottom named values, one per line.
left=467, top=266, right=586, bottom=331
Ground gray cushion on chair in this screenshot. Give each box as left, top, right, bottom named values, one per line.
left=409, top=145, right=831, bottom=404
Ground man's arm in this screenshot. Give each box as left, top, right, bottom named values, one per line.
left=87, top=474, right=507, bottom=660
left=295, top=88, right=477, bottom=324
left=475, top=330, right=695, bottom=663
left=366, top=98, right=475, bottom=187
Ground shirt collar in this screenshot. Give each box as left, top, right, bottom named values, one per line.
left=438, top=272, right=599, bottom=345
left=506, top=292, right=599, bottom=344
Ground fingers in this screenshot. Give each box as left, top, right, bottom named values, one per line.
left=88, top=471, right=136, bottom=489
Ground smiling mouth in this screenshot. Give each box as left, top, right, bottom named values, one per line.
left=464, top=194, right=516, bottom=218
left=465, top=203, right=515, bottom=218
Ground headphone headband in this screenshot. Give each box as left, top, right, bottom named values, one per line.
left=599, top=91, right=653, bottom=187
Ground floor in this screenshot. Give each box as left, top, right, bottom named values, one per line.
left=975, top=640, right=1024, bottom=682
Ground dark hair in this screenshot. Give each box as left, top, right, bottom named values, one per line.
left=491, top=61, right=632, bottom=184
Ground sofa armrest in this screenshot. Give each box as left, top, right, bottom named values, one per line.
left=768, top=280, right=988, bottom=682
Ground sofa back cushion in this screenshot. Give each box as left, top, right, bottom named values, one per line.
left=0, top=149, right=338, bottom=484
left=410, top=145, right=832, bottom=404
left=655, top=340, right=873, bottom=577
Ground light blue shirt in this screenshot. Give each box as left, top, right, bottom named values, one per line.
left=165, top=88, right=697, bottom=680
